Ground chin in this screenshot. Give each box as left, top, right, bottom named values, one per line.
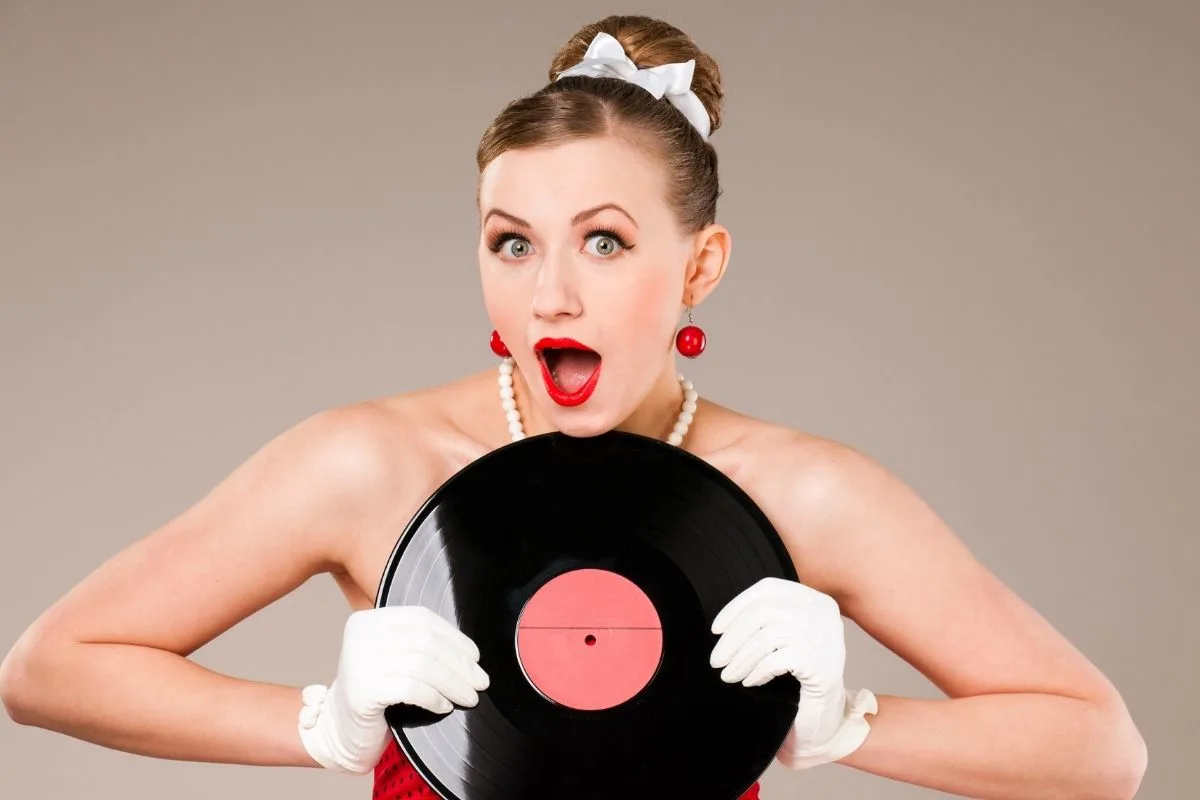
left=534, top=401, right=620, bottom=439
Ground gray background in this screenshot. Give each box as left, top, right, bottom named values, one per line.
left=1, top=1, right=1195, bottom=797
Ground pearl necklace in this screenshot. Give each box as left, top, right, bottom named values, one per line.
left=497, top=357, right=698, bottom=446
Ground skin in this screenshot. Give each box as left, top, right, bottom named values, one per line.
left=0, top=135, right=1145, bottom=799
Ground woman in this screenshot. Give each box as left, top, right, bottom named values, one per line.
left=0, top=14, right=1146, bottom=800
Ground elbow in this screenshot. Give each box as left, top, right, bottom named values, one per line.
left=1108, top=727, right=1147, bottom=800
left=0, top=642, right=37, bottom=725
left=0, top=626, right=62, bottom=727
left=1087, top=706, right=1147, bottom=800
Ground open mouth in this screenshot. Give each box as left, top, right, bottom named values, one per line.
left=534, top=338, right=602, bottom=407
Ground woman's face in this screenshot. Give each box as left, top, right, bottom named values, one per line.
left=477, top=135, right=713, bottom=437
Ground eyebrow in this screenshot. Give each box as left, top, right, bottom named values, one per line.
left=482, top=203, right=640, bottom=230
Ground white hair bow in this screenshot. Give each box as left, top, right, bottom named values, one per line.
left=555, top=31, right=712, bottom=141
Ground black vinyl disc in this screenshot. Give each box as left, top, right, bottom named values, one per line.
left=375, top=430, right=800, bottom=800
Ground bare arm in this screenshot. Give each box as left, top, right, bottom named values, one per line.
left=0, top=403, right=405, bottom=766
left=771, top=435, right=1147, bottom=800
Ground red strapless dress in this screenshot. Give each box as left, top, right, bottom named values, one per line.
left=373, top=738, right=761, bottom=799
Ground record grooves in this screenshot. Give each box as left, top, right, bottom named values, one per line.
left=375, top=431, right=800, bottom=800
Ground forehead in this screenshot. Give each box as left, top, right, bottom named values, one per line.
left=478, top=136, right=668, bottom=225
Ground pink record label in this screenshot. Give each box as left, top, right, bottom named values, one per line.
left=515, top=568, right=663, bottom=710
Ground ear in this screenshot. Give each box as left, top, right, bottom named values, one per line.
left=682, top=223, right=731, bottom=307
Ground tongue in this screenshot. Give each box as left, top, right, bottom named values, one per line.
left=552, top=349, right=600, bottom=393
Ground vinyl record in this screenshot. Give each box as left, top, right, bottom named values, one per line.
left=375, top=430, right=800, bottom=800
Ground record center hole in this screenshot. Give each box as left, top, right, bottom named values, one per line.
left=584, top=634, right=596, bottom=646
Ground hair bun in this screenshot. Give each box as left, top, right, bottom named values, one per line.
left=548, top=15, right=724, bottom=135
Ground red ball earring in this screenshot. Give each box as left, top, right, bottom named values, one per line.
left=489, top=329, right=511, bottom=358
left=675, top=306, right=706, bottom=358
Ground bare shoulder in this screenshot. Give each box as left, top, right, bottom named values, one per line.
left=264, top=398, right=422, bottom=548
left=695, top=400, right=1126, bottom=707
left=699, top=401, right=980, bottom=604
left=327, top=371, right=507, bottom=601
left=0, top=384, right=474, bottom=663
left=694, top=403, right=901, bottom=591
left=697, top=401, right=875, bottom=515
left=284, top=369, right=500, bottom=525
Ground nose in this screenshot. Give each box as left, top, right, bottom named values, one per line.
left=530, top=252, right=583, bottom=321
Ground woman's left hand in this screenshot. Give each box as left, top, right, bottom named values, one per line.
left=709, top=577, right=878, bottom=769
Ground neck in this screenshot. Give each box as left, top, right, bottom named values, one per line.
left=508, top=359, right=693, bottom=443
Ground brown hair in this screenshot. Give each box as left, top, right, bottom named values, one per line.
left=475, top=15, right=725, bottom=233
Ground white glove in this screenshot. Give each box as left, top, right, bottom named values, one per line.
left=297, top=605, right=490, bottom=774
left=710, top=577, right=877, bottom=770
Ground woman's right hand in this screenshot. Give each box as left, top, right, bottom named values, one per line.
left=297, top=605, right=489, bottom=774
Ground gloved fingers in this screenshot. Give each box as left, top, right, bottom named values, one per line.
left=381, top=651, right=488, bottom=707
left=374, top=675, right=458, bottom=715
left=710, top=602, right=806, bottom=670
left=711, top=578, right=784, bottom=634
left=746, top=642, right=842, bottom=692
left=717, top=622, right=845, bottom=687
left=372, top=624, right=489, bottom=688
left=716, top=623, right=804, bottom=684
left=740, top=645, right=798, bottom=687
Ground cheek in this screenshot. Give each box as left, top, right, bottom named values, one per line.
left=480, top=268, right=524, bottom=330
left=612, top=272, right=680, bottom=346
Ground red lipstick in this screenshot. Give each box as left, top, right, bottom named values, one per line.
left=534, top=338, right=602, bottom=407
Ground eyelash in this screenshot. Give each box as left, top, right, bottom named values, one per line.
left=485, top=227, right=634, bottom=254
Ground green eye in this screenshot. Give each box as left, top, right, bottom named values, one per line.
left=487, top=232, right=533, bottom=258
left=583, top=231, right=628, bottom=256
left=503, top=239, right=532, bottom=258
